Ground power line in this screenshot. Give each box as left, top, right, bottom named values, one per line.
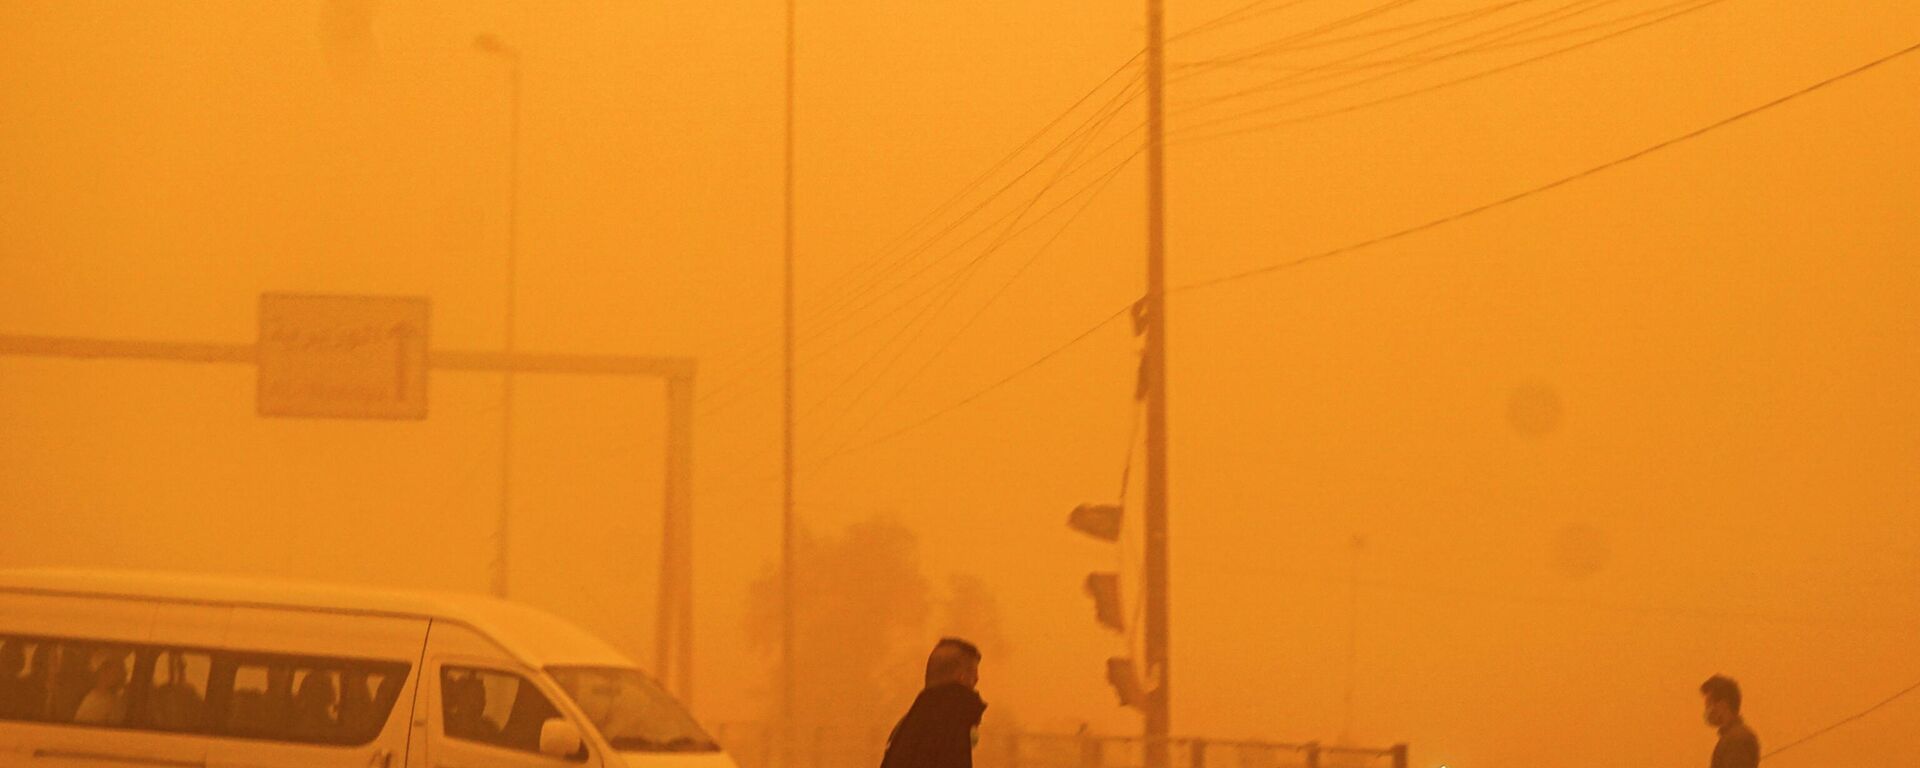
left=821, top=302, right=1135, bottom=459
left=808, top=55, right=1143, bottom=309
left=790, top=78, right=1143, bottom=430
left=815, top=147, right=1143, bottom=459
left=771, top=69, right=1140, bottom=338
left=791, top=38, right=1920, bottom=467
left=693, top=78, right=1144, bottom=415
left=1763, top=678, right=1920, bottom=760
left=1110, top=2, right=1693, bottom=152
left=1172, top=38, right=1920, bottom=294
left=696, top=80, right=1147, bottom=421
left=1158, top=1, right=1720, bottom=144
left=700, top=1, right=1645, bottom=426
left=695, top=55, right=1141, bottom=389
left=690, top=295, right=1138, bottom=501
left=695, top=0, right=1651, bottom=412
left=1167, top=0, right=1553, bottom=60
left=690, top=119, right=1144, bottom=494
left=609, top=129, right=1145, bottom=497
left=693, top=61, right=1145, bottom=408
left=1172, top=0, right=1641, bottom=121
left=799, top=82, right=1145, bottom=451
left=694, top=36, right=1919, bottom=504
left=1174, top=0, right=1733, bottom=141
left=698, top=0, right=1566, bottom=395
left=562, top=59, right=1152, bottom=487
left=1369, top=0, right=1720, bottom=62
left=1170, top=0, right=1325, bottom=43
left=1172, top=0, right=1714, bottom=130
left=1175, top=0, right=1557, bottom=81
left=749, top=145, right=1139, bottom=485
left=1174, top=0, right=1430, bottom=79
left=1173, top=0, right=1550, bottom=68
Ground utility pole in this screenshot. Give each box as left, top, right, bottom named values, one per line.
left=474, top=33, right=522, bottom=600
left=780, top=0, right=800, bottom=765
left=1142, top=0, right=1172, bottom=766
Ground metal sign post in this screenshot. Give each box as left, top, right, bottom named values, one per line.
left=256, top=293, right=431, bottom=419
left=0, top=294, right=698, bottom=702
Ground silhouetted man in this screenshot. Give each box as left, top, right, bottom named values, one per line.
left=1701, top=675, right=1760, bottom=768
left=881, top=638, right=986, bottom=768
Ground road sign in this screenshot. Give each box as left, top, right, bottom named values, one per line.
left=256, top=293, right=429, bottom=419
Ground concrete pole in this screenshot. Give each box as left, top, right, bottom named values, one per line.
left=1142, top=0, right=1172, bottom=766
left=781, top=0, right=800, bottom=764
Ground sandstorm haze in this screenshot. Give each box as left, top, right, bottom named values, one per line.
left=2, top=1, right=1916, bottom=767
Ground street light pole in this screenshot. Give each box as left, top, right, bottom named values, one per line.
left=780, top=0, right=800, bottom=765
left=475, top=33, right=521, bottom=600
left=1142, top=0, right=1172, bottom=766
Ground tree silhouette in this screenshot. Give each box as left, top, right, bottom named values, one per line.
left=746, top=518, right=1014, bottom=735
left=748, top=517, right=932, bottom=732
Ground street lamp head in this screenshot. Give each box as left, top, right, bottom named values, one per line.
left=473, top=33, right=516, bottom=57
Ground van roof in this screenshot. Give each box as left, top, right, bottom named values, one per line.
left=0, top=568, right=635, bottom=670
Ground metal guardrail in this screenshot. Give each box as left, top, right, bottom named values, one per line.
left=713, top=724, right=1408, bottom=768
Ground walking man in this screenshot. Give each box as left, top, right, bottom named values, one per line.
left=881, top=638, right=987, bottom=768
left=1701, top=675, right=1760, bottom=768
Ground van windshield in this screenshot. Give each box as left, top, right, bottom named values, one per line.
left=546, top=666, right=718, bottom=753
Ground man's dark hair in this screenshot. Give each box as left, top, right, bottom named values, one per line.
left=1700, top=675, right=1742, bottom=713
left=924, top=637, right=982, bottom=686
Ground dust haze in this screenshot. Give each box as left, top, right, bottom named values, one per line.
left=3, top=2, right=1917, bottom=768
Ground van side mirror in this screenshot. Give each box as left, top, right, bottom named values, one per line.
left=539, top=718, right=584, bottom=760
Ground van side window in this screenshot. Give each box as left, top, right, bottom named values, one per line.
left=44, top=640, right=100, bottom=722
left=144, top=649, right=211, bottom=732
left=223, top=657, right=408, bottom=745
left=341, top=667, right=398, bottom=740
left=0, top=633, right=409, bottom=746
left=0, top=638, right=130, bottom=725
left=440, top=666, right=577, bottom=758
left=0, top=637, right=51, bottom=720
left=70, top=646, right=135, bottom=726
left=227, top=662, right=294, bottom=737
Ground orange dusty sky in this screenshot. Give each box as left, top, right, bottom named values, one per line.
left=3, top=2, right=1917, bottom=767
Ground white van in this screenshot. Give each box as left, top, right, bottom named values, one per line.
left=0, top=570, right=735, bottom=768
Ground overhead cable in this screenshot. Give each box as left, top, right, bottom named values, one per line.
left=1172, top=39, right=1920, bottom=293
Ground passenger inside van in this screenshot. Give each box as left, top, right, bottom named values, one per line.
left=10, top=642, right=54, bottom=720
left=443, top=674, right=499, bottom=743
left=337, top=670, right=377, bottom=738
left=0, top=641, right=30, bottom=719
left=71, top=655, right=128, bottom=725
left=49, top=645, right=93, bottom=721
left=500, top=678, right=563, bottom=752
left=229, top=665, right=295, bottom=736
left=1, top=614, right=417, bottom=752
left=147, top=652, right=208, bottom=731
left=290, top=670, right=338, bottom=742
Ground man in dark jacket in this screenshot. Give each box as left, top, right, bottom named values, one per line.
left=881, top=638, right=987, bottom=768
left=1701, top=675, right=1760, bottom=768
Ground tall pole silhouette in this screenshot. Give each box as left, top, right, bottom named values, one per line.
left=1141, top=1, right=1172, bottom=766
left=780, top=0, right=799, bottom=765
left=474, top=33, right=521, bottom=600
